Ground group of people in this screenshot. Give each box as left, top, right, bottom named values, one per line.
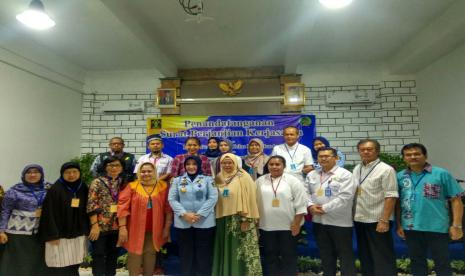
left=0, top=126, right=463, bottom=276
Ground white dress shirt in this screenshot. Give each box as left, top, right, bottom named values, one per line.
left=352, top=159, right=399, bottom=223
left=134, top=152, right=173, bottom=178
left=306, top=165, right=355, bottom=227
left=271, top=142, right=313, bottom=183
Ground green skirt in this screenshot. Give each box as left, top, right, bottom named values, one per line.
left=212, top=215, right=262, bottom=276
left=0, top=233, right=49, bottom=276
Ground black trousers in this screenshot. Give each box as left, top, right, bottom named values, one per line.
left=313, top=223, right=356, bottom=276
left=176, top=226, right=215, bottom=276
left=48, top=264, right=80, bottom=276
left=91, top=232, right=119, bottom=276
left=354, top=222, right=397, bottom=276
left=404, top=230, right=451, bottom=276
left=260, top=230, right=298, bottom=276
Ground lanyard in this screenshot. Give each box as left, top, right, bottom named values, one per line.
left=26, top=184, right=45, bottom=207
left=100, top=177, right=119, bottom=202
left=270, top=175, right=283, bottom=198
left=248, top=153, right=263, bottom=168
left=409, top=172, right=427, bottom=193
left=150, top=154, right=162, bottom=166
left=284, top=144, right=299, bottom=163
left=319, top=172, right=333, bottom=190
left=358, top=161, right=381, bottom=186
left=64, top=182, right=82, bottom=198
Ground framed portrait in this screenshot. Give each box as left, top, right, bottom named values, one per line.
left=283, top=83, right=305, bottom=106
left=156, top=88, right=177, bottom=108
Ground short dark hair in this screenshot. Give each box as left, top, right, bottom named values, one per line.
left=102, top=156, right=125, bottom=171
left=401, top=143, right=428, bottom=157
left=317, top=147, right=337, bottom=157
left=283, top=126, right=299, bottom=134
left=110, top=137, right=124, bottom=144
left=185, top=137, right=201, bottom=146
left=357, top=139, right=381, bottom=153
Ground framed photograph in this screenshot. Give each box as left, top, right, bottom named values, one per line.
left=283, top=83, right=305, bottom=106
left=156, top=88, right=177, bottom=108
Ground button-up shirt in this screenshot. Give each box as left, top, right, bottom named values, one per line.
left=168, top=174, right=218, bottom=229
left=170, top=154, right=212, bottom=178
left=271, top=142, right=313, bottom=183
left=134, top=153, right=173, bottom=178
left=353, top=159, right=399, bottom=223
left=397, top=163, right=463, bottom=233
left=306, top=165, right=355, bottom=227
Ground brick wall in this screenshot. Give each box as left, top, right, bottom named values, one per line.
left=80, top=80, right=420, bottom=165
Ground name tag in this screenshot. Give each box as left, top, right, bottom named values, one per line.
left=357, top=186, right=362, bottom=196
left=272, top=198, right=280, bottom=208
left=325, top=187, right=332, bottom=197
left=290, top=163, right=297, bottom=171
left=195, top=190, right=204, bottom=200
left=222, top=189, right=229, bottom=197
left=71, top=198, right=80, bottom=208
left=35, top=208, right=42, bottom=217
left=110, top=204, right=118, bottom=213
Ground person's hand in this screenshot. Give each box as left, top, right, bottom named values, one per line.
left=117, top=226, right=128, bottom=246
left=162, top=226, right=171, bottom=240
left=450, top=226, right=463, bottom=240
left=376, top=220, right=390, bottom=233
left=396, top=225, right=405, bottom=239
left=182, top=213, right=200, bottom=224
left=290, top=223, right=301, bottom=236
left=0, top=232, right=8, bottom=244
left=47, top=239, right=60, bottom=246
left=240, top=221, right=250, bottom=232
left=309, top=205, right=325, bottom=215
left=88, top=223, right=100, bottom=241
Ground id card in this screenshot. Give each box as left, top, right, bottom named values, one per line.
left=272, top=198, right=280, bottom=208
left=325, top=187, right=332, bottom=197
left=316, top=188, right=324, bottom=197
left=35, top=208, right=42, bottom=217
left=195, top=190, right=204, bottom=200
left=110, top=204, right=118, bottom=213
left=357, top=187, right=362, bottom=196
left=290, top=163, right=297, bottom=171
left=71, top=198, right=80, bottom=208
left=222, top=188, right=229, bottom=197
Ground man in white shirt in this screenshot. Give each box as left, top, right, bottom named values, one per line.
left=134, top=134, right=173, bottom=181
left=271, top=126, right=313, bottom=184
left=353, top=139, right=398, bottom=276
left=307, top=147, right=356, bottom=276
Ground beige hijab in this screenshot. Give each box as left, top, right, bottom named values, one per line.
left=215, top=153, right=260, bottom=219
left=244, top=138, right=269, bottom=176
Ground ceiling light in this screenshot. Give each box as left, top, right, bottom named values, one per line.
left=16, top=0, right=55, bottom=30
left=319, top=0, right=353, bottom=9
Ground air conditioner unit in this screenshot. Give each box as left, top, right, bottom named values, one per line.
left=326, top=91, right=376, bottom=106
left=101, top=101, right=145, bottom=113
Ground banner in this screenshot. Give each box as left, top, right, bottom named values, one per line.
left=146, top=115, right=316, bottom=157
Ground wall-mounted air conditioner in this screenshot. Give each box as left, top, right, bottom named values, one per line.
left=326, top=91, right=376, bottom=106
left=101, top=101, right=145, bottom=113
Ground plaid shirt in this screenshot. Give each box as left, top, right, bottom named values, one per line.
left=170, top=154, right=212, bottom=178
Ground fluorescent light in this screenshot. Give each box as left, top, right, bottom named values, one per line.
left=319, top=0, right=353, bottom=9
left=16, top=0, right=55, bottom=30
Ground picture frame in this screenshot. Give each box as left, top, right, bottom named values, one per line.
left=283, top=83, right=305, bottom=106
left=156, top=88, right=177, bottom=108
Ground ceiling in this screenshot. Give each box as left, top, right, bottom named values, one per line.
left=1, top=0, right=464, bottom=76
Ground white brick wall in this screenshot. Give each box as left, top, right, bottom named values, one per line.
left=81, top=80, right=420, bottom=165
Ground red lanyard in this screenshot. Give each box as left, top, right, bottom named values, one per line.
left=271, top=175, right=282, bottom=198
left=319, top=172, right=333, bottom=190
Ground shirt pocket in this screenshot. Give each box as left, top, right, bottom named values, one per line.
left=423, top=183, right=441, bottom=199
left=328, top=182, right=341, bottom=194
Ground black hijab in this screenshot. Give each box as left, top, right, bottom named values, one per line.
left=59, top=162, right=82, bottom=189
left=184, top=155, right=203, bottom=181
left=204, top=137, right=221, bottom=158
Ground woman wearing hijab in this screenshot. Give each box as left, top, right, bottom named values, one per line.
left=117, top=162, right=172, bottom=276
left=212, top=153, right=262, bottom=276
left=168, top=155, right=218, bottom=276
left=0, top=164, right=50, bottom=275
left=212, top=138, right=242, bottom=176
left=87, top=156, right=125, bottom=276
left=242, top=138, right=269, bottom=180
left=311, top=136, right=345, bottom=170
left=204, top=137, right=221, bottom=161
left=39, top=162, right=90, bottom=276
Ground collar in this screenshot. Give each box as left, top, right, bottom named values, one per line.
left=284, top=142, right=299, bottom=150
left=405, top=163, right=432, bottom=175
left=150, top=152, right=163, bottom=158
left=320, top=165, right=338, bottom=175
left=362, top=158, right=380, bottom=168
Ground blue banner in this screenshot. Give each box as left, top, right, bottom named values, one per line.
left=147, top=114, right=316, bottom=157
